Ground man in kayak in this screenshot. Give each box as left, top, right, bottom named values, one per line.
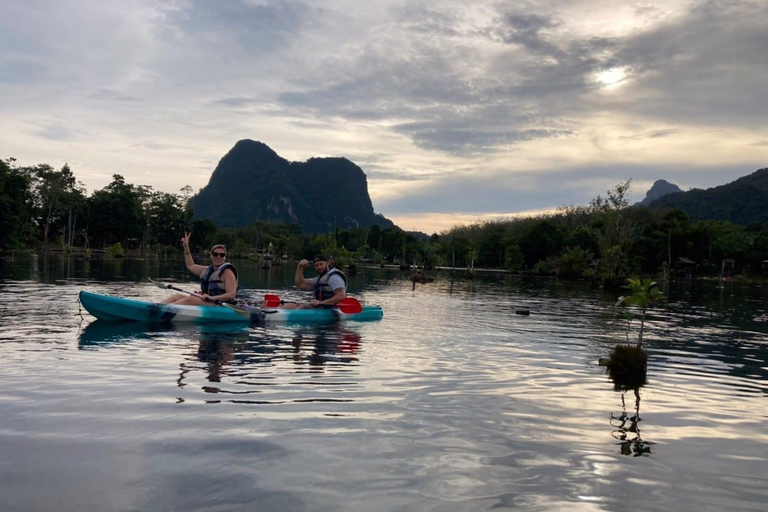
left=161, top=232, right=238, bottom=305
left=280, top=254, right=347, bottom=309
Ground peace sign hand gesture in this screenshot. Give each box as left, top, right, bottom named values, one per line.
left=181, top=231, right=192, bottom=248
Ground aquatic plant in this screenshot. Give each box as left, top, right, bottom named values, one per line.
left=605, top=277, right=664, bottom=392
left=615, top=277, right=665, bottom=348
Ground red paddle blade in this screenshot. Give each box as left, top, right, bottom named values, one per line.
left=264, top=294, right=281, bottom=308
left=337, top=297, right=362, bottom=314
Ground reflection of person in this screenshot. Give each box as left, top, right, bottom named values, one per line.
left=291, top=327, right=361, bottom=368
left=281, top=254, right=347, bottom=309
left=162, top=231, right=238, bottom=305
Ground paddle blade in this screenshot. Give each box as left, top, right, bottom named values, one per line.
left=264, top=294, right=282, bottom=308
left=148, top=278, right=171, bottom=290
left=337, top=297, right=362, bottom=314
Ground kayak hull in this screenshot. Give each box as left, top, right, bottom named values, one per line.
left=78, top=291, right=383, bottom=324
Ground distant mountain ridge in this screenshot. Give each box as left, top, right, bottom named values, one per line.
left=646, top=168, right=768, bottom=224
left=193, top=140, right=395, bottom=232
left=639, top=179, right=683, bottom=206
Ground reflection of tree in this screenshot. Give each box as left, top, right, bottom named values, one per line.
left=610, top=387, right=652, bottom=457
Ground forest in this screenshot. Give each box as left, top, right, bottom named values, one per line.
left=3, top=158, right=767, bottom=285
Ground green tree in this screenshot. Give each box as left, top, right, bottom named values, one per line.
left=661, top=210, right=690, bottom=263
left=521, top=220, right=565, bottom=269
left=31, top=163, right=85, bottom=246
left=190, top=219, right=219, bottom=252
left=144, top=191, right=188, bottom=249
left=378, top=229, right=403, bottom=263
left=584, top=180, right=639, bottom=286
left=0, top=158, right=37, bottom=250
left=504, top=243, right=524, bottom=271
left=88, top=175, right=146, bottom=247
left=478, top=223, right=505, bottom=268
left=556, top=246, right=596, bottom=279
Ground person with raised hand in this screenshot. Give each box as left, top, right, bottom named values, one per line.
left=161, top=232, right=238, bottom=305
left=280, top=254, right=347, bottom=309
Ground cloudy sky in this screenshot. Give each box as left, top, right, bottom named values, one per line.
left=2, top=0, right=766, bottom=233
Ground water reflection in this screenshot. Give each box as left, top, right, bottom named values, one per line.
left=191, top=331, right=252, bottom=388
left=610, top=388, right=653, bottom=457
left=291, top=327, right=362, bottom=368
left=77, top=319, right=249, bottom=347
left=182, top=325, right=364, bottom=404
left=5, top=258, right=768, bottom=511
left=77, top=320, right=367, bottom=406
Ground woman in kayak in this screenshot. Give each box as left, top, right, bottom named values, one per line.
left=161, top=232, right=238, bottom=305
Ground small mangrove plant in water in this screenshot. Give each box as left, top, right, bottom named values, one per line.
left=616, top=277, right=666, bottom=349
left=606, top=278, right=666, bottom=389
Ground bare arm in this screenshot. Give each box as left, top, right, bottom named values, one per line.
left=294, top=259, right=315, bottom=290
left=181, top=231, right=207, bottom=277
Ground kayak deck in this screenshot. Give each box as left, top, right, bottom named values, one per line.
left=78, top=291, right=383, bottom=324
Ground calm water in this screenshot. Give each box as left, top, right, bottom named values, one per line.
left=1, top=254, right=767, bottom=512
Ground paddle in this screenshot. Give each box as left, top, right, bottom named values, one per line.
left=263, top=293, right=363, bottom=314
left=149, top=278, right=251, bottom=318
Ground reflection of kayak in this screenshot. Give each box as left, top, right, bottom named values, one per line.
left=78, top=291, right=384, bottom=324
left=78, top=319, right=250, bottom=347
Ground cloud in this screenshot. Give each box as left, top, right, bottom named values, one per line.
left=163, top=0, right=316, bottom=54
left=269, top=0, right=768, bottom=160
left=375, top=161, right=764, bottom=216
left=130, top=141, right=194, bottom=151
left=620, top=129, right=683, bottom=140
left=0, top=59, right=47, bottom=85
left=89, top=89, right=143, bottom=102
left=211, top=97, right=261, bottom=108
left=36, top=123, right=79, bottom=142
left=364, top=168, right=441, bottom=182
left=1, top=0, right=767, bottom=234
left=267, top=4, right=619, bottom=155
left=393, top=124, right=573, bottom=154
left=495, top=11, right=564, bottom=57
left=606, top=0, right=768, bottom=125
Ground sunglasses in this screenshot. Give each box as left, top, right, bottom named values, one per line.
left=211, top=251, right=226, bottom=257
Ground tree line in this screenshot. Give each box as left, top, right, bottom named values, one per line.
left=2, top=158, right=766, bottom=284
left=1, top=158, right=195, bottom=254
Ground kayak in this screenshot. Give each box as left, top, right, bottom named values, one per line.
left=78, top=291, right=384, bottom=324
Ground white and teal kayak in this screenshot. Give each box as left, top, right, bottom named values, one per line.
left=78, top=291, right=383, bottom=324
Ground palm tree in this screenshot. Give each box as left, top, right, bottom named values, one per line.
left=616, top=278, right=665, bottom=348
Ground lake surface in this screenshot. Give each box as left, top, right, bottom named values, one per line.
left=1, top=254, right=767, bottom=512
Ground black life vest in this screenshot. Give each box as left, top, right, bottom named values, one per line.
left=314, top=268, right=347, bottom=300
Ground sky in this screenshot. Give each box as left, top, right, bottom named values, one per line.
left=1, top=0, right=767, bottom=234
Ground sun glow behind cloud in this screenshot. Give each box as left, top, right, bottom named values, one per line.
left=595, top=67, right=628, bottom=88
